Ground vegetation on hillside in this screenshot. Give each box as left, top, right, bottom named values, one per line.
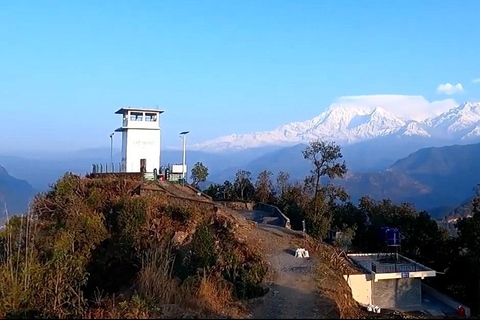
left=3, top=138, right=480, bottom=318
left=0, top=174, right=267, bottom=319
left=204, top=138, right=480, bottom=315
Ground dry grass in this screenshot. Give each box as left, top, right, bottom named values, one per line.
left=136, top=246, right=180, bottom=305
left=307, top=239, right=366, bottom=319
left=85, top=295, right=150, bottom=319
left=1, top=175, right=269, bottom=319
left=196, top=273, right=243, bottom=318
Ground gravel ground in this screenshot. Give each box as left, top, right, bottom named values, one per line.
left=239, top=211, right=339, bottom=319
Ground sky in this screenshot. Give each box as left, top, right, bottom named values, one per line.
left=1, top=0, right=479, bottom=155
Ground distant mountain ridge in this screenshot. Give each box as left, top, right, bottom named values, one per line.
left=0, top=165, right=36, bottom=219
left=192, top=102, right=480, bottom=152
left=335, top=142, right=480, bottom=219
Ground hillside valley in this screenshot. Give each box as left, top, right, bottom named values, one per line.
left=331, top=142, right=480, bottom=218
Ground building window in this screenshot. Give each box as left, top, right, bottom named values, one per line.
left=145, top=113, right=157, bottom=122
left=130, top=112, right=143, bottom=121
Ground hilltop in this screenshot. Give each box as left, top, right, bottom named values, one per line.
left=0, top=173, right=367, bottom=319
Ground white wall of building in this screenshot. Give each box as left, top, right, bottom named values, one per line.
left=124, top=129, right=160, bottom=173
left=117, top=109, right=162, bottom=173
left=344, top=274, right=372, bottom=306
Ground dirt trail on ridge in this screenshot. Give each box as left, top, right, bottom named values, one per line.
left=231, top=209, right=339, bottom=319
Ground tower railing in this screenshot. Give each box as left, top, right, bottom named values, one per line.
left=91, top=163, right=125, bottom=174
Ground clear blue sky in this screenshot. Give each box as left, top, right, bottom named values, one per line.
left=1, top=0, right=479, bottom=154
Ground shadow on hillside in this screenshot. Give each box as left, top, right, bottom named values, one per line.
left=283, top=248, right=296, bottom=256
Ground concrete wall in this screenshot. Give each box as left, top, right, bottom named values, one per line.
left=372, top=278, right=421, bottom=309
left=344, top=274, right=372, bottom=305
left=422, top=284, right=471, bottom=317
left=254, top=203, right=291, bottom=229
left=217, top=200, right=255, bottom=211
left=124, top=128, right=160, bottom=173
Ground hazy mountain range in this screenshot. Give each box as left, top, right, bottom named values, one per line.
left=339, top=142, right=480, bottom=218
left=0, top=166, right=36, bottom=218
left=2, top=101, right=480, bottom=220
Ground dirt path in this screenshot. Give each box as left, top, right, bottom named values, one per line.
left=235, top=210, right=337, bottom=319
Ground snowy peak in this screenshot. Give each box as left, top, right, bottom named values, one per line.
left=191, top=102, right=480, bottom=152
left=428, top=102, right=480, bottom=138
left=193, top=105, right=406, bottom=151
left=402, top=121, right=431, bottom=137
left=369, top=107, right=405, bottom=127
left=462, top=124, right=480, bottom=140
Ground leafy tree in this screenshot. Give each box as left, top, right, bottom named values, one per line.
left=333, top=225, right=357, bottom=252
left=275, top=171, right=290, bottom=197
left=449, top=193, right=480, bottom=313
left=352, top=196, right=450, bottom=266
left=190, top=162, right=209, bottom=189
left=302, top=139, right=347, bottom=201
left=234, top=170, right=253, bottom=200
left=222, top=180, right=235, bottom=199
left=243, top=181, right=256, bottom=201
left=255, top=170, right=274, bottom=203
left=331, top=202, right=367, bottom=234
left=322, top=184, right=350, bottom=206
left=276, top=182, right=309, bottom=230
left=301, top=140, right=348, bottom=238
left=204, top=183, right=222, bottom=200
left=204, top=180, right=238, bottom=200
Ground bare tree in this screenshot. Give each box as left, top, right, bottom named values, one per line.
left=234, top=170, right=252, bottom=200
left=276, top=171, right=290, bottom=197
left=255, top=170, right=274, bottom=203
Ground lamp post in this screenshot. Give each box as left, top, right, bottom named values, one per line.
left=109, top=132, right=114, bottom=172
left=179, top=131, right=189, bottom=184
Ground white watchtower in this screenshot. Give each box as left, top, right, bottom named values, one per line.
left=115, top=107, right=164, bottom=173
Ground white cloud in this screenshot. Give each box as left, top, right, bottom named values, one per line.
left=472, top=78, right=480, bottom=84
left=334, top=95, right=457, bottom=121
left=437, top=83, right=464, bottom=95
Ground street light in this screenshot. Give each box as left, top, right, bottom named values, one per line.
left=179, top=131, right=189, bottom=184
left=109, top=132, right=114, bottom=172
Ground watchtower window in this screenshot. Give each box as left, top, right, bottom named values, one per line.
left=130, top=112, right=143, bottom=121
left=145, top=113, right=157, bottom=122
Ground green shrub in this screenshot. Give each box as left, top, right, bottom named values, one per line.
left=191, top=224, right=217, bottom=269
left=165, top=205, right=192, bottom=222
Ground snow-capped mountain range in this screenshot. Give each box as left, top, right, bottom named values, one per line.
left=192, top=102, right=480, bottom=152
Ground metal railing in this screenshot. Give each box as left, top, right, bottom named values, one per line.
left=91, top=163, right=125, bottom=174
left=371, top=262, right=420, bottom=273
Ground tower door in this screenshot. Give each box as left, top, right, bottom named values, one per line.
left=140, top=158, right=147, bottom=173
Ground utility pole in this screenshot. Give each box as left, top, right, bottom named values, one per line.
left=109, top=132, right=114, bottom=172
left=302, top=219, right=307, bottom=248
left=179, top=131, right=189, bottom=185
